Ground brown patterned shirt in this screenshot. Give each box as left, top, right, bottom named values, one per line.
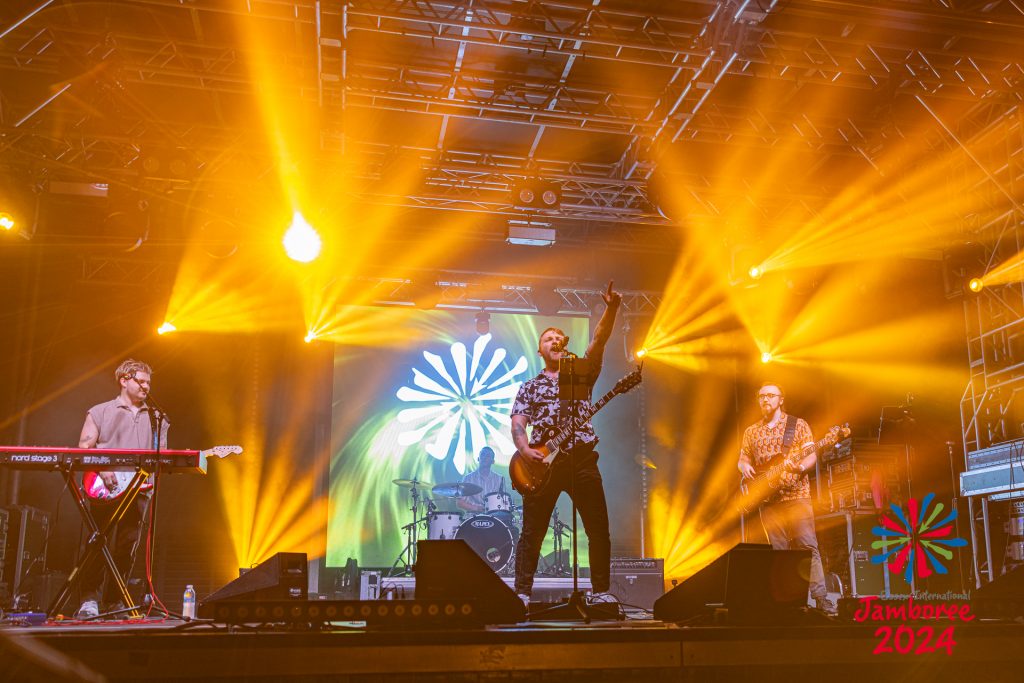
left=740, top=412, right=814, bottom=501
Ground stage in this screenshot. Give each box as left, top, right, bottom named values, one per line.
left=3, top=612, right=1024, bottom=683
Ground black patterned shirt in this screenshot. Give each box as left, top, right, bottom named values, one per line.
left=511, top=366, right=602, bottom=449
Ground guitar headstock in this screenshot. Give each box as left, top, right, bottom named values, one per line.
left=613, top=368, right=643, bottom=396
left=826, top=423, right=851, bottom=445
left=207, top=445, right=243, bottom=459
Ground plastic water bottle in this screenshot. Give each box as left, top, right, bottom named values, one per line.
left=182, top=584, right=196, bottom=620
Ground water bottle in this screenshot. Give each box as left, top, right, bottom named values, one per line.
left=182, top=584, right=196, bottom=620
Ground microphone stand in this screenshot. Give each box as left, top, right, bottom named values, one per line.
left=531, top=349, right=596, bottom=622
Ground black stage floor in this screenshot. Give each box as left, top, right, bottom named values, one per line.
left=3, top=611, right=1024, bottom=683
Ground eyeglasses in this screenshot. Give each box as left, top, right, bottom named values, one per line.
left=757, top=393, right=781, bottom=401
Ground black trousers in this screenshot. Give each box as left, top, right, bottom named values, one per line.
left=514, top=445, right=611, bottom=596
left=79, top=495, right=149, bottom=605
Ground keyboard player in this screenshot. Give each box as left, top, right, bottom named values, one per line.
left=76, top=359, right=169, bottom=619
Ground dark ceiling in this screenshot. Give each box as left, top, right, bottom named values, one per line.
left=1, top=0, right=1022, bottom=267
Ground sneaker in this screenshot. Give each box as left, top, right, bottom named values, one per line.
left=76, top=600, right=99, bottom=619
left=815, top=595, right=837, bottom=615
left=517, top=593, right=530, bottom=609
left=588, top=591, right=618, bottom=604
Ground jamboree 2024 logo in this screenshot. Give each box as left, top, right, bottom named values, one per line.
left=857, top=493, right=971, bottom=655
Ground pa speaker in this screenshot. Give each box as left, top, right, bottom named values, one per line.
left=653, top=543, right=810, bottom=623
left=415, top=540, right=526, bottom=624
left=203, top=552, right=308, bottom=603
left=973, top=565, right=1024, bottom=619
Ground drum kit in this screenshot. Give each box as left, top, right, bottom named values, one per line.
left=390, top=477, right=522, bottom=576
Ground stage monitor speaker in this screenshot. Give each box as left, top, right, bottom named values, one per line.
left=972, top=565, right=1024, bottom=619
left=202, top=552, right=308, bottom=603
left=415, top=540, right=526, bottom=624
left=653, top=543, right=810, bottom=623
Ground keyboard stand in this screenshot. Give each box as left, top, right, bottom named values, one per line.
left=48, top=466, right=151, bottom=619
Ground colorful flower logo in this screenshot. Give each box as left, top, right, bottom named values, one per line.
left=394, top=333, right=529, bottom=474
left=871, top=493, right=968, bottom=585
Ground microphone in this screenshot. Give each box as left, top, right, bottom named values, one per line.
left=552, top=335, right=569, bottom=352
left=146, top=394, right=169, bottom=421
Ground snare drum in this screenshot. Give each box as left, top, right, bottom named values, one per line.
left=427, top=511, right=462, bottom=540
left=455, top=515, right=517, bottom=572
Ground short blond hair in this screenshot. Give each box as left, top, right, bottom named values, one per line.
left=115, top=359, right=152, bottom=383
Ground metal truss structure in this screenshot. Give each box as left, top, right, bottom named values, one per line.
left=2, top=0, right=1023, bottom=254
left=954, top=102, right=1024, bottom=587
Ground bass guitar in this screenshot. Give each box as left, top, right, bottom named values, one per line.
left=737, top=424, right=849, bottom=513
left=83, top=444, right=243, bottom=501
left=509, top=369, right=642, bottom=495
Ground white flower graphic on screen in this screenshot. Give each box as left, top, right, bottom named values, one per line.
left=395, top=334, right=528, bottom=474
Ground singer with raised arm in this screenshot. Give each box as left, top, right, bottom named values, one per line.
left=75, top=359, right=169, bottom=620
left=510, top=280, right=621, bottom=608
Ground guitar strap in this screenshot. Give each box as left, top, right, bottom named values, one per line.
left=781, top=414, right=798, bottom=454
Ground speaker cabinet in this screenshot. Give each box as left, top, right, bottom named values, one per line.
left=653, top=543, right=810, bottom=623
left=203, top=552, right=308, bottom=603
left=415, top=540, right=526, bottom=624
left=973, top=565, right=1024, bottom=619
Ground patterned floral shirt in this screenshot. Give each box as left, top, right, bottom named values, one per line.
left=511, top=366, right=602, bottom=450
left=740, top=413, right=814, bottom=502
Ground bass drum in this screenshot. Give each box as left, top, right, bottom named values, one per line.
left=454, top=515, right=517, bottom=573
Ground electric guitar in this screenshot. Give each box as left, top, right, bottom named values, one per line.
left=737, top=424, right=849, bottom=513
left=509, top=369, right=643, bottom=495
left=83, top=445, right=243, bottom=501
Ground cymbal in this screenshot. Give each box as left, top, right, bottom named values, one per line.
left=392, top=478, right=434, bottom=491
left=431, top=482, right=483, bottom=498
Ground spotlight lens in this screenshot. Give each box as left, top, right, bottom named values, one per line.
left=283, top=212, right=322, bottom=263
left=541, top=189, right=558, bottom=206
left=157, top=322, right=177, bottom=335
left=968, top=277, right=984, bottom=293
left=304, top=331, right=317, bottom=343
left=748, top=265, right=763, bottom=280
left=518, top=188, right=535, bottom=204
left=635, top=348, right=648, bottom=359
left=0, top=213, right=14, bottom=231
left=760, top=351, right=772, bottom=364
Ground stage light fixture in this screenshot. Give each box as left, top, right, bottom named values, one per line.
left=157, top=322, right=177, bottom=335
left=760, top=351, right=773, bottom=364
left=511, top=180, right=561, bottom=212
left=636, top=348, right=648, bottom=359
left=475, top=311, right=491, bottom=335
left=304, top=331, right=318, bottom=343
left=532, top=287, right=563, bottom=316
left=283, top=212, right=321, bottom=263
left=748, top=265, right=764, bottom=280
left=508, top=220, right=555, bottom=246
left=0, top=212, right=14, bottom=231
left=968, top=277, right=984, bottom=293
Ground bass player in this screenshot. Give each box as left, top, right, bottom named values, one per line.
left=510, top=281, right=620, bottom=608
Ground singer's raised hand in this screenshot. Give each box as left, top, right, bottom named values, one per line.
left=602, top=280, right=622, bottom=307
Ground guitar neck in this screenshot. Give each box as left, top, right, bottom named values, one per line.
left=548, top=390, right=616, bottom=450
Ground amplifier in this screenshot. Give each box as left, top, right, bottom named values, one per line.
left=610, top=558, right=664, bottom=610
left=3, top=505, right=49, bottom=601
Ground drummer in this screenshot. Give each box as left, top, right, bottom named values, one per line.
left=457, top=447, right=506, bottom=514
